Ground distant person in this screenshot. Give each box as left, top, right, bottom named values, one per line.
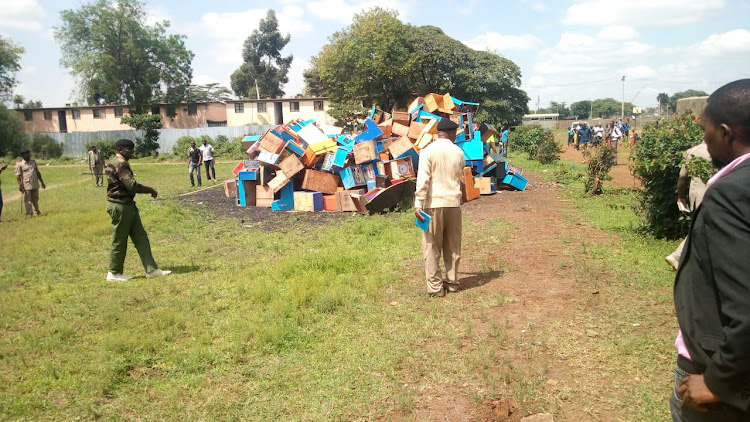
left=500, top=125, right=509, bottom=158
left=15, top=149, right=46, bottom=217
left=567, top=127, right=574, bottom=147
left=88, top=145, right=105, bottom=186
left=671, top=79, right=750, bottom=421
left=665, top=141, right=711, bottom=271
left=200, top=137, right=216, bottom=181
left=105, top=139, right=171, bottom=281
left=414, top=118, right=465, bottom=297
left=187, top=140, right=202, bottom=187
left=610, top=122, right=622, bottom=164
left=0, top=163, right=7, bottom=222
left=577, top=122, right=591, bottom=152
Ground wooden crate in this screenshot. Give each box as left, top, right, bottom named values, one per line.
left=353, top=140, right=378, bottom=164
left=335, top=189, right=366, bottom=212
left=294, top=191, right=324, bottom=212
left=223, top=179, right=237, bottom=198
left=258, top=130, right=286, bottom=154
left=278, top=154, right=305, bottom=178
left=302, top=169, right=340, bottom=194
left=461, top=167, right=480, bottom=202
left=388, top=136, right=415, bottom=160
left=392, top=122, right=409, bottom=137
left=323, top=194, right=338, bottom=211
left=256, top=185, right=274, bottom=208
left=407, top=122, right=427, bottom=140
left=473, top=177, right=496, bottom=195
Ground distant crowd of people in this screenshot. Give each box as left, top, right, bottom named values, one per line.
left=567, top=118, right=639, bottom=165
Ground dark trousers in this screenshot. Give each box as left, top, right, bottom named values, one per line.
left=203, top=160, right=215, bottom=180
left=107, top=201, right=157, bottom=274
left=670, top=362, right=750, bottom=422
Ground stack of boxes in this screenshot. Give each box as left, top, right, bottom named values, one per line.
left=225, top=93, right=528, bottom=214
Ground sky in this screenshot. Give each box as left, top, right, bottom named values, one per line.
left=2, top=0, right=749, bottom=112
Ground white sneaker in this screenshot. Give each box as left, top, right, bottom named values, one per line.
left=146, top=269, right=172, bottom=279
left=107, top=272, right=133, bottom=282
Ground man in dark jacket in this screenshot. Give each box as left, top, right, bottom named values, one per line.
left=105, top=139, right=171, bottom=281
left=671, top=79, right=750, bottom=421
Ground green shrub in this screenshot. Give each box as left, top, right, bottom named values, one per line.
left=631, top=112, right=703, bottom=238
left=214, top=136, right=246, bottom=160
left=85, top=139, right=116, bottom=159
left=509, top=125, right=546, bottom=158
left=121, top=114, right=162, bottom=157
left=172, top=136, right=199, bottom=159
left=584, top=145, right=615, bottom=195
left=534, top=134, right=562, bottom=164
left=0, top=104, right=27, bottom=157
left=511, top=125, right=561, bottom=164
left=29, top=133, right=63, bottom=159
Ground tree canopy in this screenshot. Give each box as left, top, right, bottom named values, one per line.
left=305, top=8, right=529, bottom=125
left=231, top=10, right=292, bottom=99
left=0, top=36, right=24, bottom=102
left=187, top=83, right=234, bottom=102
left=0, top=104, right=27, bottom=157
left=54, top=0, right=194, bottom=114
left=668, top=89, right=708, bottom=112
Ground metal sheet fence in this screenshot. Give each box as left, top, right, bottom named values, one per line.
left=46, top=125, right=272, bottom=157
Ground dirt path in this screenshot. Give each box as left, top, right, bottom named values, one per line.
left=559, top=143, right=639, bottom=189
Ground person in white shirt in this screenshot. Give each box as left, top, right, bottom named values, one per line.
left=200, top=137, right=215, bottom=181
left=609, top=121, right=622, bottom=165
left=414, top=118, right=465, bottom=297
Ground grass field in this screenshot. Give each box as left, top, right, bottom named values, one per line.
left=0, top=153, right=680, bottom=420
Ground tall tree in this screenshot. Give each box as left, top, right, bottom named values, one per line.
left=657, top=92, right=669, bottom=115
left=306, top=10, right=529, bottom=124
left=231, top=10, right=292, bottom=99
left=668, top=89, right=708, bottom=113
left=54, top=0, right=194, bottom=114
left=0, top=104, right=27, bottom=157
left=310, top=8, right=416, bottom=112
left=0, top=36, right=24, bottom=102
left=570, top=100, right=591, bottom=119
left=592, top=98, right=635, bottom=119
left=187, top=83, right=234, bottom=102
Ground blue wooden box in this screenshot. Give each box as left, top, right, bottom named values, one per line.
left=340, top=166, right=367, bottom=189
left=271, top=182, right=294, bottom=211
left=238, top=169, right=259, bottom=181
left=354, top=119, right=383, bottom=143
left=502, top=172, right=528, bottom=191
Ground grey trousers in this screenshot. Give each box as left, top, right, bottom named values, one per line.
left=422, top=207, right=462, bottom=293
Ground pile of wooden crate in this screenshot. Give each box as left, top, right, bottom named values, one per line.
left=224, top=93, right=528, bottom=214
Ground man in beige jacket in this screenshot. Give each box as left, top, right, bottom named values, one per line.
left=415, top=118, right=465, bottom=297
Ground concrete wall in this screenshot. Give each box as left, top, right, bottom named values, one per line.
left=226, top=98, right=333, bottom=127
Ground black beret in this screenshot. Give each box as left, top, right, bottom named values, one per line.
left=115, top=139, right=135, bottom=149
left=436, top=118, right=459, bottom=132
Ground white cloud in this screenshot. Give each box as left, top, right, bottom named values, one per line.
left=596, top=25, right=638, bottom=41
left=521, top=0, right=552, bottom=13
left=563, top=0, right=726, bottom=27
left=306, top=0, right=410, bottom=25
left=0, top=0, right=45, bottom=31
left=457, top=0, right=480, bottom=15
left=191, top=7, right=311, bottom=67
left=285, top=58, right=309, bottom=96
left=464, top=32, right=544, bottom=52
left=695, top=29, right=750, bottom=56
left=622, top=65, right=656, bottom=79
left=145, top=5, right=173, bottom=26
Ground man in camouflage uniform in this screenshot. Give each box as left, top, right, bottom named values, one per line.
left=15, top=149, right=46, bottom=216
left=104, top=139, right=171, bottom=281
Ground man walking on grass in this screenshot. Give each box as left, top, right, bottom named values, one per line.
left=15, top=149, right=45, bottom=217
left=671, top=79, right=750, bottom=421
left=200, top=137, right=216, bottom=181
left=88, top=145, right=105, bottom=187
left=105, top=139, right=171, bottom=282
left=188, top=140, right=202, bottom=187
left=414, top=118, right=465, bottom=297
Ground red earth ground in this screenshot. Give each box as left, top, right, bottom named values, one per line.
left=178, top=146, right=643, bottom=421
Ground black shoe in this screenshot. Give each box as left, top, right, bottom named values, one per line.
left=428, top=288, right=446, bottom=298
left=445, top=283, right=459, bottom=293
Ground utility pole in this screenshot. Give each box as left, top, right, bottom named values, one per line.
left=536, top=95, right=540, bottom=113
left=621, top=76, right=625, bottom=121
left=254, top=79, right=261, bottom=100
left=590, top=101, right=593, bottom=119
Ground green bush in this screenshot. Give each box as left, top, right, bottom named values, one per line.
left=534, top=134, right=562, bottom=164
left=172, top=136, right=198, bottom=159
left=631, top=112, right=703, bottom=238
left=0, top=104, right=27, bottom=157
left=214, top=136, right=246, bottom=160
left=510, top=125, right=561, bottom=164
left=509, top=124, right=547, bottom=158
left=29, top=133, right=63, bottom=159
left=584, top=145, right=616, bottom=195
left=85, top=139, right=116, bottom=159
left=121, top=114, right=162, bottom=157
